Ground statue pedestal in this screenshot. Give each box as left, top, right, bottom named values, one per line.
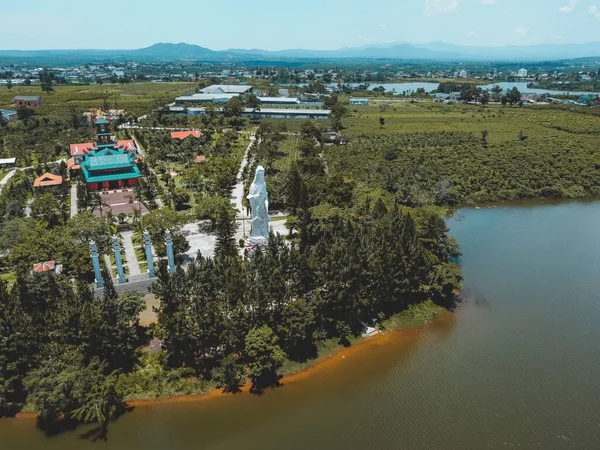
left=245, top=236, right=268, bottom=256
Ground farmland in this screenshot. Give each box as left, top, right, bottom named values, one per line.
left=319, top=102, right=600, bottom=206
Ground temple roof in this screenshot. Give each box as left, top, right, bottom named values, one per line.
left=70, top=142, right=96, bottom=156
left=70, top=140, right=135, bottom=156
left=85, top=154, right=133, bottom=171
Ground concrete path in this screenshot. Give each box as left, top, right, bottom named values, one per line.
left=231, top=133, right=256, bottom=219
left=121, top=230, right=142, bottom=276
left=70, top=184, right=78, bottom=218
left=0, top=169, right=17, bottom=194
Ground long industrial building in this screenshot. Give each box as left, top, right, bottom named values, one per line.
left=168, top=106, right=330, bottom=119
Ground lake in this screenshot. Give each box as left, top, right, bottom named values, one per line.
left=2, top=200, right=600, bottom=449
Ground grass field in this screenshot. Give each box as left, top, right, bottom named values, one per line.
left=0, top=82, right=197, bottom=117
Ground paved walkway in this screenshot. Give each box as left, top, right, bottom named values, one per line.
left=70, top=184, right=78, bottom=217
left=0, top=169, right=17, bottom=194
left=121, top=230, right=142, bottom=276
left=231, top=133, right=256, bottom=219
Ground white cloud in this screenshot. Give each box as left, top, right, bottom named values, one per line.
left=480, top=0, right=497, bottom=4
left=559, top=0, right=578, bottom=13
left=515, top=26, right=529, bottom=36
left=467, top=31, right=479, bottom=36
left=379, top=24, right=388, bottom=28
left=553, top=35, right=568, bottom=41
left=425, top=0, right=458, bottom=15
left=590, top=6, right=600, bottom=18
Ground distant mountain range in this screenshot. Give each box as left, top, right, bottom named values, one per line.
left=1, top=41, right=600, bottom=63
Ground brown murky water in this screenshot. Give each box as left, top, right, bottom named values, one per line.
left=2, top=200, right=600, bottom=449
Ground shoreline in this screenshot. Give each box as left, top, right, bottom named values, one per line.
left=13, top=302, right=451, bottom=419
left=128, top=307, right=451, bottom=410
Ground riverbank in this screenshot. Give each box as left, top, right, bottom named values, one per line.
left=11, top=300, right=446, bottom=420
left=126, top=300, right=446, bottom=409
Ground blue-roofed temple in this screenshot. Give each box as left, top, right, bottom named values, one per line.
left=68, top=118, right=141, bottom=191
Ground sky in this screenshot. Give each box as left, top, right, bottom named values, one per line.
left=1, top=0, right=600, bottom=50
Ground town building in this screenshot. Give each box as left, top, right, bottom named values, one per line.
left=68, top=118, right=141, bottom=191
left=199, top=84, right=253, bottom=94
left=517, top=68, right=528, bottom=78
left=167, top=106, right=330, bottom=120
left=11, top=96, right=45, bottom=108
left=175, top=93, right=238, bottom=104
left=0, top=109, right=17, bottom=122
left=349, top=97, right=369, bottom=106
left=0, top=157, right=16, bottom=168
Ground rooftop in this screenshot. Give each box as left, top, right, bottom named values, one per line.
left=199, top=84, right=252, bottom=94
left=12, top=96, right=42, bottom=101
left=86, top=154, right=133, bottom=170
left=32, top=261, right=56, bottom=273
left=171, top=130, right=203, bottom=140
left=70, top=142, right=96, bottom=156
left=33, top=173, right=63, bottom=187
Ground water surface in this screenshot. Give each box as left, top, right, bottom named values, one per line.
left=2, top=200, right=600, bottom=449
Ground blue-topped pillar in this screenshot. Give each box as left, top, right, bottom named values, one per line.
left=143, top=230, right=156, bottom=278
left=165, top=229, right=176, bottom=273
left=112, top=235, right=128, bottom=284
left=89, top=240, right=104, bottom=288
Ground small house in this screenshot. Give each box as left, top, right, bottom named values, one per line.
left=0, top=158, right=16, bottom=168
left=11, top=96, right=45, bottom=108
left=349, top=97, right=369, bottom=106
left=33, top=173, right=63, bottom=189
left=171, top=130, right=203, bottom=140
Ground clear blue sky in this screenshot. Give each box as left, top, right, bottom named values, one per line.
left=2, top=0, right=600, bottom=50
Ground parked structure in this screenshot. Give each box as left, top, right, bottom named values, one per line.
left=11, top=96, right=45, bottom=108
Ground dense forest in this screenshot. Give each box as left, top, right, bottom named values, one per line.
left=0, top=201, right=460, bottom=430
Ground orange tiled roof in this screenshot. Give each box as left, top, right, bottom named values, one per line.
left=117, top=139, right=136, bottom=151
left=70, top=142, right=96, bottom=156
left=171, top=130, right=202, bottom=140
left=194, top=155, right=207, bottom=163
left=32, top=261, right=56, bottom=273
left=67, top=157, right=80, bottom=169
left=33, top=172, right=63, bottom=187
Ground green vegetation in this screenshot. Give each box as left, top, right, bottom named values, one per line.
left=333, top=102, right=600, bottom=204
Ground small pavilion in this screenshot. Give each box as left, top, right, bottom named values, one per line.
left=68, top=118, right=141, bottom=191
